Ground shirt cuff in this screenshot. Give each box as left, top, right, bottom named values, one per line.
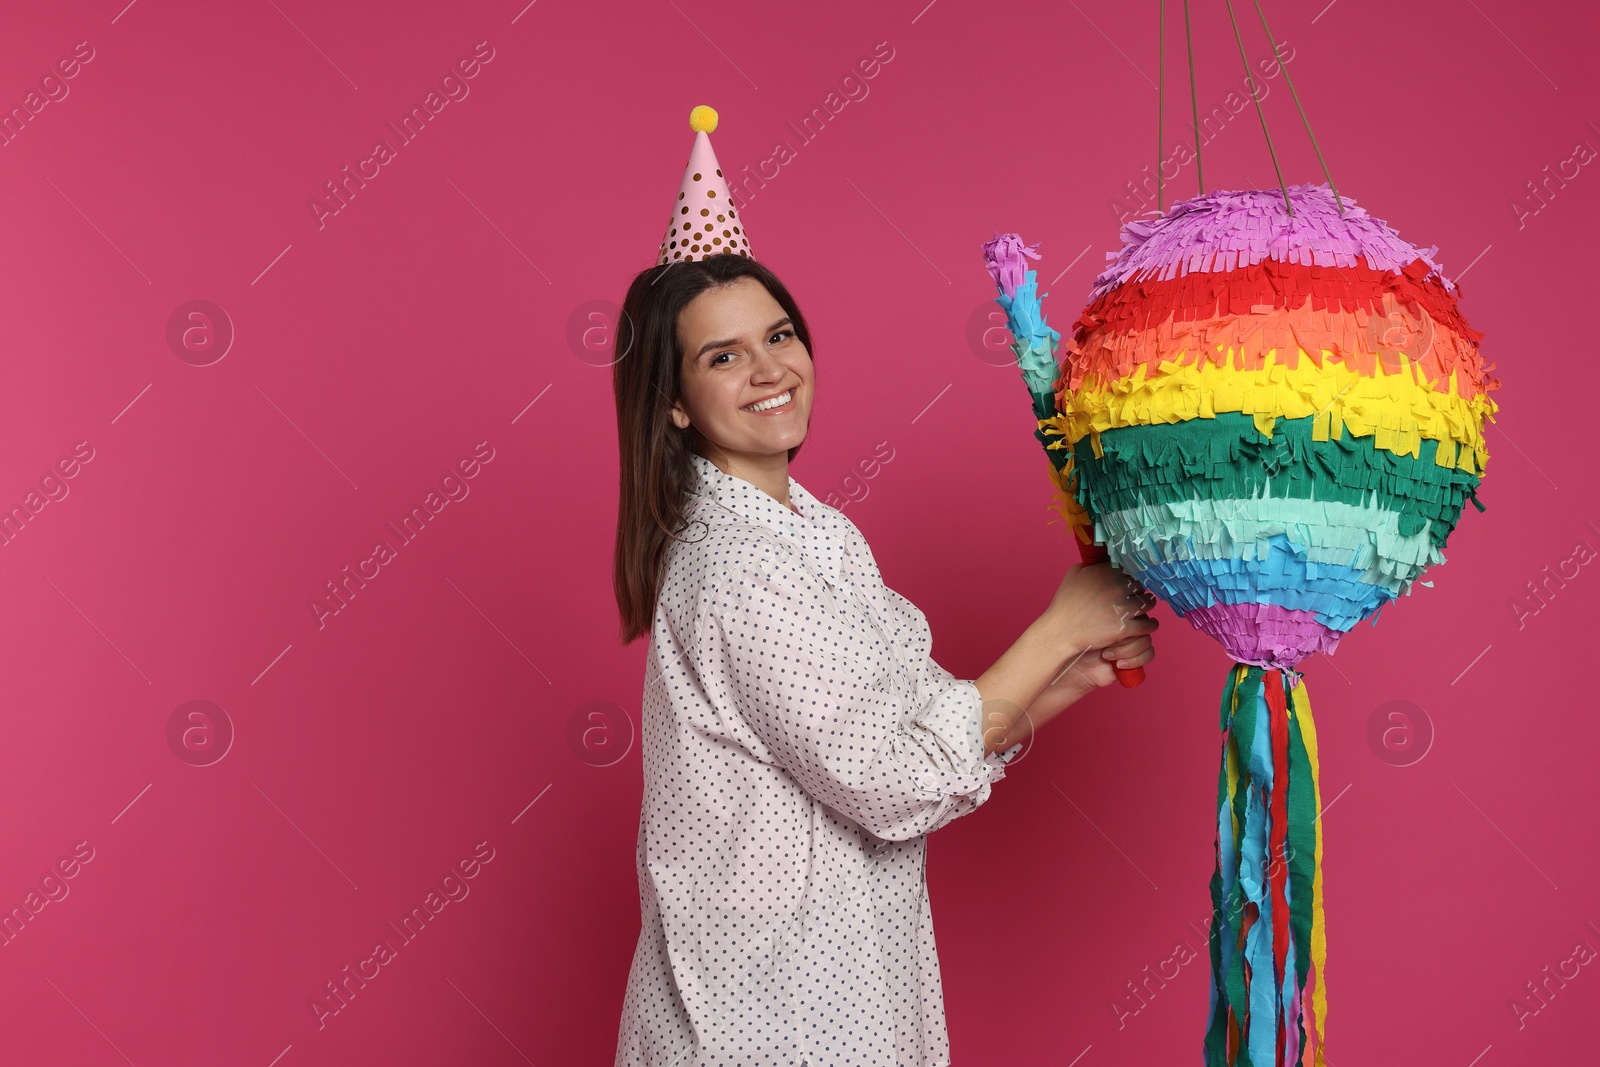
left=988, top=741, right=1024, bottom=770
left=905, top=678, right=1010, bottom=794
left=958, top=681, right=1019, bottom=786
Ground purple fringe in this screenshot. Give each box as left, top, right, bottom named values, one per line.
left=1087, top=183, right=1457, bottom=302
left=1184, top=601, right=1344, bottom=670
left=982, top=232, right=1040, bottom=299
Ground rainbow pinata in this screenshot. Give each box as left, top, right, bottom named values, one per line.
left=995, top=183, right=1498, bottom=669
left=982, top=182, right=1499, bottom=1067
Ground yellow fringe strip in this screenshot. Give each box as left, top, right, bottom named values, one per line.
left=1227, top=664, right=1245, bottom=846
left=1052, top=345, right=1498, bottom=475
left=1042, top=451, right=1095, bottom=546
left=1289, top=678, right=1328, bottom=1067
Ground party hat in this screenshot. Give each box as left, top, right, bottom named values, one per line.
left=656, top=105, right=751, bottom=265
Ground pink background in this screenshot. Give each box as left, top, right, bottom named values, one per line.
left=0, top=0, right=1594, bottom=1063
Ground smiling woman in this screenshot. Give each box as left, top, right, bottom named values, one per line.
left=608, top=249, right=1157, bottom=1067
left=609, top=253, right=817, bottom=645
left=607, top=111, right=1156, bottom=1067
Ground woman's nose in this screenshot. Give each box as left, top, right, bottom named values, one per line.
left=750, top=345, right=784, bottom=381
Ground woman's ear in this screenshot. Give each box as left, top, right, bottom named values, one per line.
left=668, top=402, right=691, bottom=430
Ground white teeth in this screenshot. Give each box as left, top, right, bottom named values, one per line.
left=744, top=389, right=792, bottom=412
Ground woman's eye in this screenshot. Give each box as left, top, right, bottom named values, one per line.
left=711, top=351, right=734, bottom=365
left=769, top=330, right=792, bottom=345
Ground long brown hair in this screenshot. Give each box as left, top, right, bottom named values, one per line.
left=611, top=253, right=814, bottom=644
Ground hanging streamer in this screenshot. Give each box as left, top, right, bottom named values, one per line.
left=1205, top=663, right=1326, bottom=1066
left=1222, top=0, right=1290, bottom=215
left=1158, top=0, right=1165, bottom=212
left=1182, top=0, right=1204, bottom=196
left=1249, top=0, right=1343, bottom=214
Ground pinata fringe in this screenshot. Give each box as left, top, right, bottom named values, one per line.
left=1054, top=351, right=1496, bottom=475
left=1205, top=663, right=1327, bottom=1067
left=1063, top=256, right=1495, bottom=402
left=1042, top=446, right=1095, bottom=547
left=1067, top=413, right=1485, bottom=552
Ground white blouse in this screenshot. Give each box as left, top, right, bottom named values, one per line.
left=614, top=451, right=1021, bottom=1067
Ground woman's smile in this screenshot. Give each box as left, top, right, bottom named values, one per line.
left=742, top=388, right=796, bottom=414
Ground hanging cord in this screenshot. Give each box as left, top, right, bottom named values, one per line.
left=1250, top=0, right=1344, bottom=215
left=1157, top=0, right=1165, bottom=212
left=1222, top=0, right=1291, bottom=215
left=1182, top=0, right=1204, bottom=197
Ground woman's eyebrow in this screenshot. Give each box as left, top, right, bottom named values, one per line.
left=695, top=318, right=793, bottom=361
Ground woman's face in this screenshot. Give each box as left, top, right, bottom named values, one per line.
left=670, top=275, right=812, bottom=464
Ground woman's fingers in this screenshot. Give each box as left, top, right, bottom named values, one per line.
left=1067, top=564, right=1162, bottom=650
left=1099, top=634, right=1155, bottom=666
left=1115, top=645, right=1155, bottom=669
left=1112, top=608, right=1160, bottom=636
left=1115, top=579, right=1158, bottom=608
left=1116, top=568, right=1155, bottom=599
left=1118, top=598, right=1158, bottom=622
left=1101, top=633, right=1150, bottom=654
left=1099, top=636, right=1149, bottom=658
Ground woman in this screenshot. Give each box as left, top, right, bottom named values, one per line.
left=611, top=252, right=1157, bottom=1067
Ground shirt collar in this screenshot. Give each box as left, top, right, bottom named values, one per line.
left=688, top=451, right=847, bottom=586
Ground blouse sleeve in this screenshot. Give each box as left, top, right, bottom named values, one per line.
left=686, top=550, right=1009, bottom=842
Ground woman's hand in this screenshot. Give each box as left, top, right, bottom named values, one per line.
left=987, top=627, right=1159, bottom=755
left=1018, top=630, right=1159, bottom=733
left=1073, top=630, right=1158, bottom=690
left=976, top=563, right=1159, bottom=758
left=1041, top=562, right=1159, bottom=654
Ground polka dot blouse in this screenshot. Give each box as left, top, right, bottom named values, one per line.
left=615, top=451, right=1022, bottom=1067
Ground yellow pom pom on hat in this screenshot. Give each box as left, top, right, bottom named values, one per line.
left=657, top=105, right=752, bottom=265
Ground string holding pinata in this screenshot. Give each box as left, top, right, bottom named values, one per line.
left=979, top=4, right=1499, bottom=1064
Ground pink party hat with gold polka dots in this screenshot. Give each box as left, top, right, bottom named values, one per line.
left=657, top=106, right=751, bottom=264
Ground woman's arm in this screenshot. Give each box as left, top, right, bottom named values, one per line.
left=974, top=563, right=1158, bottom=757
left=684, top=551, right=1153, bottom=841
left=686, top=548, right=1070, bottom=841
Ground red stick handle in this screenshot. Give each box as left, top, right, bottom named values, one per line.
left=1076, top=541, right=1147, bottom=688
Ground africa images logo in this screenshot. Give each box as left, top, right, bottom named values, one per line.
left=309, top=441, right=496, bottom=630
